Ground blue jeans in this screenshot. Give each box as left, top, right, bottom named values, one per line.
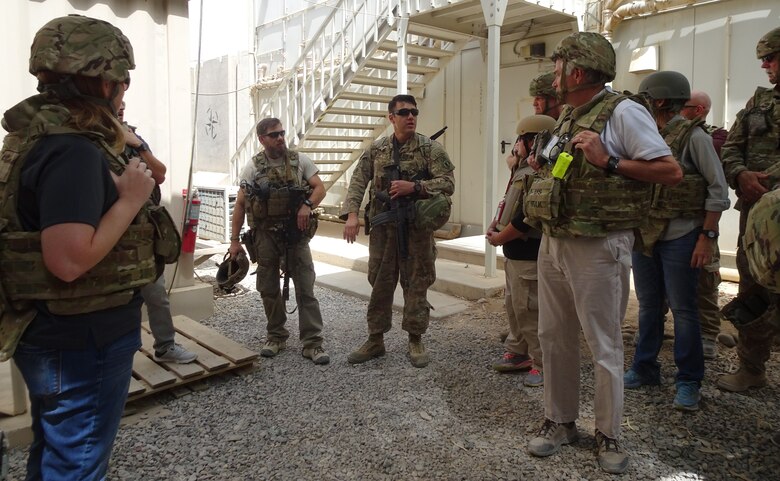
left=631, top=229, right=704, bottom=385
left=14, top=328, right=140, bottom=481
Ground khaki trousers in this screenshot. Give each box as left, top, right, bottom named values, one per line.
left=537, top=231, right=633, bottom=439
left=503, top=258, right=542, bottom=368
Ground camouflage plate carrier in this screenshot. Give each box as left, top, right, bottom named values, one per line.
left=523, top=91, right=651, bottom=237
left=0, top=92, right=162, bottom=361
left=637, top=117, right=708, bottom=254
left=366, top=134, right=452, bottom=232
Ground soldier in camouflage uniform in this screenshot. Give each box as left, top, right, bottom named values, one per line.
left=230, top=118, right=330, bottom=365
left=718, top=27, right=780, bottom=392
left=530, top=72, right=563, bottom=120
left=343, top=94, right=455, bottom=368
left=523, top=32, right=680, bottom=474
left=0, top=15, right=161, bottom=479
left=623, top=71, right=730, bottom=412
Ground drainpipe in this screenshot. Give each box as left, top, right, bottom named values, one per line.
left=603, top=0, right=703, bottom=40
left=723, top=15, right=731, bottom=129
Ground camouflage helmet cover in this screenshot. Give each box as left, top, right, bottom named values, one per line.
left=29, top=14, right=134, bottom=82
left=551, top=32, right=616, bottom=81
left=529, top=72, right=556, bottom=97
left=516, top=114, right=557, bottom=136
left=415, top=193, right=452, bottom=232
left=638, top=71, right=691, bottom=100
left=216, top=251, right=250, bottom=290
left=745, top=189, right=780, bottom=293
left=756, top=27, right=780, bottom=59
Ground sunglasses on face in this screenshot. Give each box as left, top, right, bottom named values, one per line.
left=761, top=53, right=777, bottom=63
left=262, top=130, right=285, bottom=139
left=392, top=108, right=419, bottom=117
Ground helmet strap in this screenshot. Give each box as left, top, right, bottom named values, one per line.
left=37, top=75, right=118, bottom=116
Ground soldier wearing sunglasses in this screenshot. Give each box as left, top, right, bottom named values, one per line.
left=343, top=94, right=455, bottom=368
left=718, top=26, right=780, bottom=394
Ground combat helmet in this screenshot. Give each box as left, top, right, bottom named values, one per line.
left=756, top=27, right=780, bottom=60
left=529, top=72, right=556, bottom=98
left=744, top=189, right=780, bottom=293
left=638, top=71, right=691, bottom=100
left=551, top=32, right=616, bottom=81
left=216, top=251, right=250, bottom=290
left=29, top=14, right=134, bottom=82
left=516, top=114, right=557, bottom=136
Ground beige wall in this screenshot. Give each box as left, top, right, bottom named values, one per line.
left=0, top=0, right=192, bottom=228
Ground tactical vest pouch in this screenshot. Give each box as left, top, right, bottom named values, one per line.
left=0, top=305, right=36, bottom=362
left=147, top=205, right=181, bottom=264
left=304, top=215, right=319, bottom=239
left=266, top=189, right=293, bottom=217
left=562, top=177, right=649, bottom=223
left=523, top=176, right=561, bottom=222
left=250, top=196, right=268, bottom=221
left=650, top=174, right=707, bottom=219
left=415, top=193, right=452, bottom=232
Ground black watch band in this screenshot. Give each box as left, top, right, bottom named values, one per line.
left=701, top=229, right=719, bottom=239
left=605, top=156, right=620, bottom=174
left=413, top=181, right=422, bottom=194
left=303, top=199, right=314, bottom=208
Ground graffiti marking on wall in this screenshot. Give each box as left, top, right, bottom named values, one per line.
left=205, top=108, right=220, bottom=139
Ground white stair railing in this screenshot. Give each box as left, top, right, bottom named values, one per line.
left=229, top=0, right=403, bottom=183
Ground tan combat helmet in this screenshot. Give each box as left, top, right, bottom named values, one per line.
left=744, top=189, right=780, bottom=293
left=516, top=114, right=557, bottom=136
left=756, top=26, right=780, bottom=60
left=551, top=32, right=616, bottom=82
left=29, top=14, right=134, bottom=82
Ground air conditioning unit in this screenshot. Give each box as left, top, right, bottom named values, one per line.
left=518, top=42, right=546, bottom=59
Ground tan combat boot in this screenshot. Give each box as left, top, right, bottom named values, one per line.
left=716, top=367, right=767, bottom=392
left=347, top=334, right=385, bottom=364
left=408, top=334, right=430, bottom=368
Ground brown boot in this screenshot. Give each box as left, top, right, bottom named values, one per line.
left=408, top=334, right=430, bottom=368
left=716, top=368, right=767, bottom=392
left=347, top=334, right=385, bottom=364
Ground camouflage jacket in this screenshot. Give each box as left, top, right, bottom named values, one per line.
left=344, top=133, right=455, bottom=219
left=721, top=86, right=780, bottom=209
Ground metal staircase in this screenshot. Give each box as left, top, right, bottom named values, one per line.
left=229, top=0, right=472, bottom=201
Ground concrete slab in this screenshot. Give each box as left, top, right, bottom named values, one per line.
left=314, top=262, right=470, bottom=319
left=141, top=281, right=214, bottom=323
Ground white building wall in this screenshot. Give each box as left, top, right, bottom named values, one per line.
left=609, top=0, right=780, bottom=266
left=1, top=0, right=192, bottom=227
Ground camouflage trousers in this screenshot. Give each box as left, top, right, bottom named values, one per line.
left=365, top=224, right=436, bottom=336
left=254, top=229, right=324, bottom=348
left=698, top=243, right=722, bottom=340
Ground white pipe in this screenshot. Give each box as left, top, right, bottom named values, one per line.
left=723, top=15, right=731, bottom=129
left=603, top=0, right=699, bottom=39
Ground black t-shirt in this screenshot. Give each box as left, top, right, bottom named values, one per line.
left=501, top=212, right=541, bottom=261
left=17, top=134, right=142, bottom=349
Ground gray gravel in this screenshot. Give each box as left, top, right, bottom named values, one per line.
left=7, top=260, right=780, bottom=481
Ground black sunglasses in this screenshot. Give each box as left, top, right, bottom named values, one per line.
left=392, top=108, right=419, bottom=117
left=262, top=130, right=285, bottom=139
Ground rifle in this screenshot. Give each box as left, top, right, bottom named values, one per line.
left=430, top=125, right=447, bottom=142
left=280, top=186, right=309, bottom=313
left=370, top=138, right=416, bottom=259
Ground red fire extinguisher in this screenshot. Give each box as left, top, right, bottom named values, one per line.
left=181, top=188, right=200, bottom=254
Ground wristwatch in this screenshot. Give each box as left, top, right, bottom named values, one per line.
left=605, top=156, right=620, bottom=174
left=413, top=181, right=422, bottom=194
left=134, top=142, right=148, bottom=153
left=701, top=229, right=719, bottom=239
left=303, top=198, right=314, bottom=208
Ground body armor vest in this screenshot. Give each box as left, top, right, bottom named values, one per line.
left=247, top=150, right=308, bottom=230
left=743, top=87, right=780, bottom=173
left=366, top=133, right=433, bottom=220
left=636, top=117, right=708, bottom=254
left=0, top=93, right=158, bottom=320
left=523, top=92, right=652, bottom=237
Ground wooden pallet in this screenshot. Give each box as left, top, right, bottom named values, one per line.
left=128, top=315, right=258, bottom=402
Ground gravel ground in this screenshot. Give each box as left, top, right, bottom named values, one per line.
left=7, top=260, right=780, bottom=481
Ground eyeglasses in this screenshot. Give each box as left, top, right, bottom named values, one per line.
left=392, top=108, right=419, bottom=117
left=262, top=130, right=285, bottom=139
left=122, top=77, right=130, bottom=90
left=761, top=53, right=777, bottom=63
